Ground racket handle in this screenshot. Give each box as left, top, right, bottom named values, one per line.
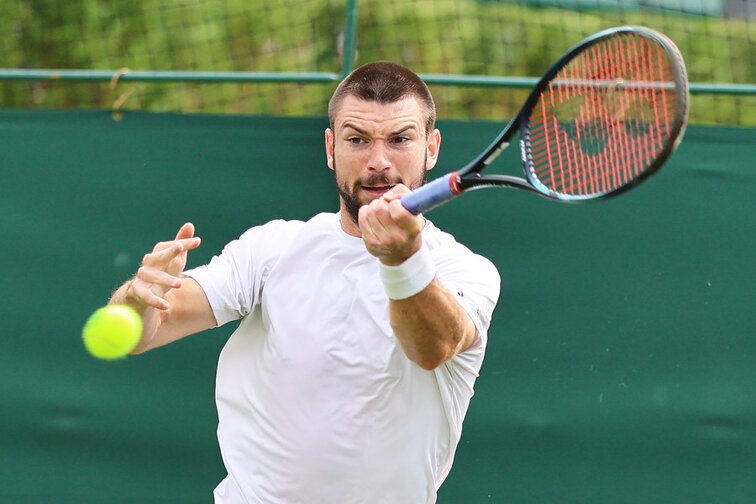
left=400, top=172, right=461, bottom=215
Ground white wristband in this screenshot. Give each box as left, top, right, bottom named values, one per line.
left=379, top=242, right=436, bottom=300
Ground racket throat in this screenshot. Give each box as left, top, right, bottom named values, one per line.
left=483, top=142, right=510, bottom=165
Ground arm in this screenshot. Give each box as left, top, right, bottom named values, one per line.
left=387, top=277, right=477, bottom=370
left=109, top=222, right=217, bottom=354
left=359, top=187, right=477, bottom=370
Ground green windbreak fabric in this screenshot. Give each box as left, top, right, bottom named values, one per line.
left=1, top=110, right=753, bottom=503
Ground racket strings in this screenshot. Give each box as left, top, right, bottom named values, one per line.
left=527, top=32, right=679, bottom=197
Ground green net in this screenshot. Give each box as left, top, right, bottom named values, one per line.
left=1, top=0, right=754, bottom=125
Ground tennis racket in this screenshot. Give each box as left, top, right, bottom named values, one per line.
left=401, top=25, right=689, bottom=214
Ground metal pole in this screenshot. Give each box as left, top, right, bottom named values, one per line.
left=340, top=0, right=359, bottom=78
left=0, top=69, right=341, bottom=84
left=0, top=68, right=753, bottom=95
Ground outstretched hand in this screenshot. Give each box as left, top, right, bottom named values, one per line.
left=127, top=222, right=201, bottom=310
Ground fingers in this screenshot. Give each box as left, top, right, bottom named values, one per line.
left=146, top=239, right=198, bottom=264
left=129, top=276, right=171, bottom=310
left=175, top=222, right=197, bottom=241
left=360, top=187, right=421, bottom=238
left=381, top=184, right=411, bottom=200
left=170, top=222, right=202, bottom=252
left=131, top=262, right=183, bottom=311
left=176, top=222, right=194, bottom=239
left=381, top=185, right=419, bottom=229
left=129, top=224, right=202, bottom=310
left=138, top=265, right=182, bottom=289
left=146, top=223, right=202, bottom=267
left=359, top=187, right=424, bottom=265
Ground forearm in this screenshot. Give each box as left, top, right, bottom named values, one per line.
left=389, top=278, right=476, bottom=370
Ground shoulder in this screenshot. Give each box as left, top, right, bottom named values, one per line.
left=422, top=221, right=499, bottom=274
left=231, top=212, right=341, bottom=256
left=422, top=220, right=501, bottom=308
left=209, top=219, right=307, bottom=270
left=421, top=219, right=470, bottom=252
left=237, top=218, right=308, bottom=243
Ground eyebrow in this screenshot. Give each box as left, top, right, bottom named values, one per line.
left=341, top=122, right=418, bottom=137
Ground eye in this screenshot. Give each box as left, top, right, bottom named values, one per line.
left=347, top=136, right=366, bottom=145
left=392, top=136, right=410, bottom=144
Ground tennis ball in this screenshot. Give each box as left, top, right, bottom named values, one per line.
left=82, top=305, right=142, bottom=360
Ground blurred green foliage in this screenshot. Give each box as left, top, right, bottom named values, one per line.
left=1, top=0, right=753, bottom=124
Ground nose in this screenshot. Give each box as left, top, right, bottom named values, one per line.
left=366, top=140, right=391, bottom=173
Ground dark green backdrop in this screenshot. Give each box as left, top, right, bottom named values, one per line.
left=1, top=110, right=753, bottom=503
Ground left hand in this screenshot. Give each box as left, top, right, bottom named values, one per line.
left=358, top=184, right=425, bottom=266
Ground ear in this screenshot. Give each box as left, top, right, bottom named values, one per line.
left=325, top=128, right=335, bottom=171
left=425, top=129, right=441, bottom=171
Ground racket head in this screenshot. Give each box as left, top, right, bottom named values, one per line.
left=518, top=26, right=689, bottom=201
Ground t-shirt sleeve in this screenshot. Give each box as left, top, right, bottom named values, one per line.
left=428, top=237, right=500, bottom=479
left=184, top=220, right=303, bottom=326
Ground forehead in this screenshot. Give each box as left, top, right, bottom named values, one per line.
left=333, top=95, right=425, bottom=133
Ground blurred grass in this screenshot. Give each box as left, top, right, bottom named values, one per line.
left=0, top=0, right=753, bottom=125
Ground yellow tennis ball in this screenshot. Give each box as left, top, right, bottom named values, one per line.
left=82, top=305, right=142, bottom=360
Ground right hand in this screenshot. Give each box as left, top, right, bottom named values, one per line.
left=127, top=222, right=202, bottom=311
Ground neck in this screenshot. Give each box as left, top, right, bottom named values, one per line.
left=339, top=202, right=362, bottom=237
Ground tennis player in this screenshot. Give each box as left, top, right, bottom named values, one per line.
left=109, top=61, right=500, bottom=503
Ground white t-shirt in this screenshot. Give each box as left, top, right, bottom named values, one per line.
left=186, top=212, right=500, bottom=504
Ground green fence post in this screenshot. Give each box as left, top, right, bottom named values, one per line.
left=341, top=0, right=359, bottom=78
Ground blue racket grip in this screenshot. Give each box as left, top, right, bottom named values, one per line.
left=400, top=173, right=460, bottom=215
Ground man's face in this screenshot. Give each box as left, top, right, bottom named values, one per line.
left=325, top=95, right=441, bottom=228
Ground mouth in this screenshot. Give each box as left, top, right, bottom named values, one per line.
left=361, top=184, right=396, bottom=199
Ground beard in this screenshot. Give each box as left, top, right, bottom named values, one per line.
left=333, top=153, right=428, bottom=226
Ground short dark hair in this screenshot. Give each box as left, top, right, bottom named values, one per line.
left=328, top=61, right=436, bottom=134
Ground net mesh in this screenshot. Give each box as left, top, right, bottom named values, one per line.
left=1, top=0, right=753, bottom=125
left=526, top=30, right=684, bottom=198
